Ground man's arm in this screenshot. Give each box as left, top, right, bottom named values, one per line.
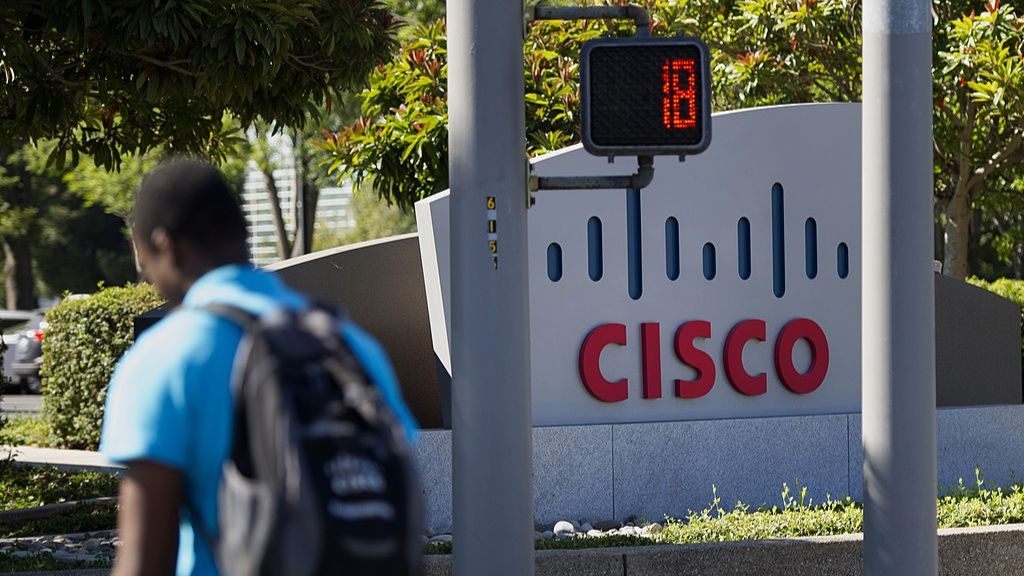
left=112, top=460, right=184, bottom=576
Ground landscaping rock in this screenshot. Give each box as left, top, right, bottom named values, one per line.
left=53, top=550, right=98, bottom=563
left=580, top=522, right=594, bottom=533
left=553, top=521, right=575, bottom=536
left=542, top=530, right=554, bottom=539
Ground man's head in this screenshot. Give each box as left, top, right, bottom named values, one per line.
left=133, top=158, right=250, bottom=304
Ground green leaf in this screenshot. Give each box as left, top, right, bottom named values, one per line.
left=235, top=35, right=246, bottom=65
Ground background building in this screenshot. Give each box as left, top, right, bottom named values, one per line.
left=240, top=134, right=356, bottom=266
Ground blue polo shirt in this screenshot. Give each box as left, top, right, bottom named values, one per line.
left=100, top=265, right=417, bottom=576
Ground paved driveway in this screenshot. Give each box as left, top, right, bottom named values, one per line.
left=0, top=393, right=42, bottom=415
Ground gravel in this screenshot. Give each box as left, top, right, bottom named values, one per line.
left=0, top=518, right=662, bottom=562
left=0, top=530, right=117, bottom=564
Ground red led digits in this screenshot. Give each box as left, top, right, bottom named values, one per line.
left=661, top=58, right=697, bottom=130
left=581, top=38, right=711, bottom=155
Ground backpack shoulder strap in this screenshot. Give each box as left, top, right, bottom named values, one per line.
left=199, top=303, right=260, bottom=331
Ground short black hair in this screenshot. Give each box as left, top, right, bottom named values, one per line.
left=133, top=158, right=248, bottom=250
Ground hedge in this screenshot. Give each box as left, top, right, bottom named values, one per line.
left=0, top=333, right=6, bottom=437
left=41, top=284, right=164, bottom=450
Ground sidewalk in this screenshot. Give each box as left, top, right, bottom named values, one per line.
left=2, top=446, right=122, bottom=473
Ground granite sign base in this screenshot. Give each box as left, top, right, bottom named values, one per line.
left=414, top=405, right=1024, bottom=533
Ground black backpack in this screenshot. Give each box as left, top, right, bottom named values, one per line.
left=197, top=304, right=423, bottom=576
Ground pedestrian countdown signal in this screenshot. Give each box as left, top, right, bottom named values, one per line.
left=581, top=37, right=712, bottom=157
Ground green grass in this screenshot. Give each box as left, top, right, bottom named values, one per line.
left=0, top=463, right=119, bottom=511
left=0, top=415, right=54, bottom=448
left=937, top=471, right=1024, bottom=528
left=0, top=551, right=112, bottom=573
left=658, top=484, right=863, bottom=544
left=659, top=471, right=1024, bottom=545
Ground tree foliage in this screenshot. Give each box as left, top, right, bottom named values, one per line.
left=321, top=0, right=1024, bottom=279
left=0, top=0, right=400, bottom=169
left=0, top=140, right=67, bottom=309
left=318, top=0, right=863, bottom=210
left=934, top=1, right=1024, bottom=277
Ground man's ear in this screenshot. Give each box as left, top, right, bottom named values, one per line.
left=149, top=228, right=177, bottom=264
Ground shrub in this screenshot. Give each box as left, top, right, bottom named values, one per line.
left=0, top=415, right=54, bottom=448
left=0, top=333, right=6, bottom=437
left=41, top=284, right=164, bottom=450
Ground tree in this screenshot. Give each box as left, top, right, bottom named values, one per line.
left=0, top=1, right=399, bottom=304
left=317, top=17, right=619, bottom=209
left=0, top=140, right=136, bottom=309
left=933, top=1, right=1024, bottom=277
left=322, top=0, right=1024, bottom=279
left=0, top=141, right=66, bottom=309
left=1, top=1, right=399, bottom=168
left=34, top=199, right=136, bottom=297
left=341, top=185, right=417, bottom=245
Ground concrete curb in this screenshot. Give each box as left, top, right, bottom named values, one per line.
left=1, top=447, right=122, bottom=474
left=10, top=571, right=109, bottom=576
left=422, top=523, right=1024, bottom=576
left=8, top=524, right=1024, bottom=575
left=0, top=498, right=118, bottom=523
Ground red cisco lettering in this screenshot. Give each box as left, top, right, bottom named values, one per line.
left=661, top=58, right=697, bottom=130
left=579, top=323, right=628, bottom=402
left=674, top=321, right=715, bottom=399
left=641, top=322, right=662, bottom=399
left=724, top=319, right=767, bottom=396
left=774, top=318, right=830, bottom=394
left=578, top=318, right=828, bottom=402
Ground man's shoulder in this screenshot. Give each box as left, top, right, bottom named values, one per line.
left=121, top=308, right=242, bottom=373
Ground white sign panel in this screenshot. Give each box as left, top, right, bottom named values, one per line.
left=417, top=103, right=861, bottom=426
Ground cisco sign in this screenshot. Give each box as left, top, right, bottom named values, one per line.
left=579, top=317, right=830, bottom=403
left=417, top=103, right=861, bottom=426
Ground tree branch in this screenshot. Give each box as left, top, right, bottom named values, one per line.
left=13, top=35, right=85, bottom=88
left=955, top=98, right=975, bottom=194
left=936, top=98, right=964, bottom=132
left=966, top=131, right=1024, bottom=191
left=934, top=136, right=957, bottom=177
left=113, top=50, right=196, bottom=77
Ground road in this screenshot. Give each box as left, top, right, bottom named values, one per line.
left=0, top=393, right=42, bottom=415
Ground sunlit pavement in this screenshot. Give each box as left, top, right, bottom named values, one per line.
left=0, top=393, right=42, bottom=415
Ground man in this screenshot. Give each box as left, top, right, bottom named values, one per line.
left=100, top=159, right=418, bottom=576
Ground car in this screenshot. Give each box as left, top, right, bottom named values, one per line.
left=7, top=311, right=46, bottom=394
left=1, top=310, right=34, bottom=392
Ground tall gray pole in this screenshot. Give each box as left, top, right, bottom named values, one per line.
left=862, top=0, right=937, bottom=573
left=447, top=0, right=534, bottom=575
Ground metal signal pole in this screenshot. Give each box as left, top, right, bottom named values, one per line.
left=447, top=0, right=534, bottom=575
left=861, top=0, right=937, bottom=573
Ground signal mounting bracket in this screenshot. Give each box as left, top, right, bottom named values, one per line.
left=525, top=3, right=657, bottom=201
left=528, top=155, right=654, bottom=192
